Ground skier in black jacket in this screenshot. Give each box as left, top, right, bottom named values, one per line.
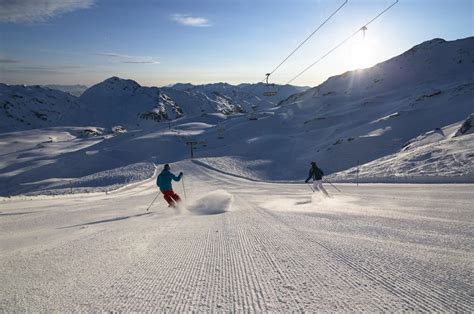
left=305, top=161, right=329, bottom=197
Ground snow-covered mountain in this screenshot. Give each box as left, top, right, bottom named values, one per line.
left=269, top=37, right=474, bottom=176
left=166, top=82, right=309, bottom=112
left=43, top=84, right=88, bottom=97
left=76, top=77, right=185, bottom=128
left=0, top=37, right=473, bottom=196
left=1, top=77, right=307, bottom=132
left=75, top=77, right=307, bottom=129
left=192, top=37, right=473, bottom=182
left=329, top=114, right=474, bottom=183
left=0, top=84, right=81, bottom=132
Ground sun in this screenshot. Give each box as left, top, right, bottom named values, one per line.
left=349, top=38, right=375, bottom=70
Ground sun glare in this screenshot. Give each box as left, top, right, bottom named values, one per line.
left=349, top=38, right=376, bottom=70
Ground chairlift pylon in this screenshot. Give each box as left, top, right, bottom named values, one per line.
left=263, top=73, right=277, bottom=97
left=248, top=104, right=258, bottom=120
left=361, top=26, right=368, bottom=38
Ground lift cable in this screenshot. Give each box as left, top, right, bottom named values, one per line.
left=250, top=0, right=349, bottom=97
left=284, top=0, right=399, bottom=86
left=267, top=0, right=348, bottom=78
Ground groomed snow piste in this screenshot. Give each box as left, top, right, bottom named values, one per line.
left=1, top=161, right=472, bottom=312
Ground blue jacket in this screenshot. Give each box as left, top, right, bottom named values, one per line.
left=157, top=168, right=182, bottom=191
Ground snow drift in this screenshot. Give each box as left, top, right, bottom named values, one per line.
left=186, top=190, right=234, bottom=215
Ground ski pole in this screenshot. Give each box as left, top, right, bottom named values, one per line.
left=307, top=182, right=315, bottom=192
left=323, top=179, right=341, bottom=192
left=146, top=192, right=160, bottom=211
left=181, top=176, right=187, bottom=200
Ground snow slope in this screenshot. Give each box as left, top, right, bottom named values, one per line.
left=1, top=78, right=307, bottom=132
left=0, top=127, right=160, bottom=196
left=77, top=77, right=186, bottom=128
left=271, top=37, right=474, bottom=176
left=0, top=84, right=81, bottom=132
left=0, top=37, right=473, bottom=197
left=43, top=84, right=88, bottom=97
left=168, top=82, right=308, bottom=112
left=1, top=161, right=472, bottom=311
left=330, top=115, right=474, bottom=183
left=1, top=37, right=473, bottom=311
left=76, top=77, right=307, bottom=129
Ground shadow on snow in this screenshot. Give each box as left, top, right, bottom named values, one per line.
left=58, top=212, right=152, bottom=229
left=0, top=211, right=38, bottom=216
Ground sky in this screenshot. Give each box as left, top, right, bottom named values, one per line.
left=0, top=0, right=472, bottom=88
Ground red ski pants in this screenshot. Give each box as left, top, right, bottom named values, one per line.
left=162, top=190, right=181, bottom=206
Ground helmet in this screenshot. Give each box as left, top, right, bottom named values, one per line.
left=164, top=164, right=170, bottom=170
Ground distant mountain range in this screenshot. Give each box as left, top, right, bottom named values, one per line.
left=0, top=84, right=81, bottom=132
left=0, top=37, right=473, bottom=196
left=1, top=78, right=307, bottom=132
left=43, top=84, right=88, bottom=97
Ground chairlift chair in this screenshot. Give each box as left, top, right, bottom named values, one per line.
left=361, top=26, right=368, bottom=38
left=263, top=73, right=277, bottom=97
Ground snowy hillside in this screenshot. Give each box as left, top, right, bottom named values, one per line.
left=43, top=84, right=88, bottom=97
left=167, top=82, right=308, bottom=112
left=270, top=37, right=474, bottom=176
left=76, top=77, right=307, bottom=129
left=77, top=77, right=186, bottom=128
left=0, top=84, right=81, bottom=132
left=1, top=78, right=307, bottom=133
left=1, top=37, right=473, bottom=197
left=188, top=37, right=474, bottom=181
left=329, top=114, right=474, bottom=183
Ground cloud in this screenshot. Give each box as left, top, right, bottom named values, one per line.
left=0, top=0, right=94, bottom=23
left=172, top=14, right=211, bottom=27
left=2, top=66, right=68, bottom=74
left=0, top=56, right=20, bottom=63
left=1, top=63, right=85, bottom=75
left=96, top=52, right=160, bottom=64
left=122, top=60, right=159, bottom=64
left=96, top=52, right=129, bottom=58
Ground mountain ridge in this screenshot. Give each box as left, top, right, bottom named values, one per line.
left=0, top=37, right=473, bottom=195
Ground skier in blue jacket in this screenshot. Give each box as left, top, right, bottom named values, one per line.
left=157, top=164, right=183, bottom=207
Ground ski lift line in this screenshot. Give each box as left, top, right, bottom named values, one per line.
left=285, top=28, right=360, bottom=85
left=363, top=0, right=399, bottom=28
left=285, top=0, right=399, bottom=85
left=267, top=0, right=349, bottom=78
left=244, top=76, right=268, bottom=97
left=245, top=0, right=348, bottom=97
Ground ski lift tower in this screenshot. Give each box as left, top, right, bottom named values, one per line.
left=186, top=139, right=207, bottom=158
left=186, top=141, right=198, bottom=159
left=248, top=104, right=258, bottom=120
left=217, top=123, right=225, bottom=139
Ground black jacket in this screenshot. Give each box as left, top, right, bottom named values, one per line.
left=306, top=165, right=324, bottom=182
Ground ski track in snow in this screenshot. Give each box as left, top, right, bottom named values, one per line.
left=0, top=161, right=472, bottom=311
